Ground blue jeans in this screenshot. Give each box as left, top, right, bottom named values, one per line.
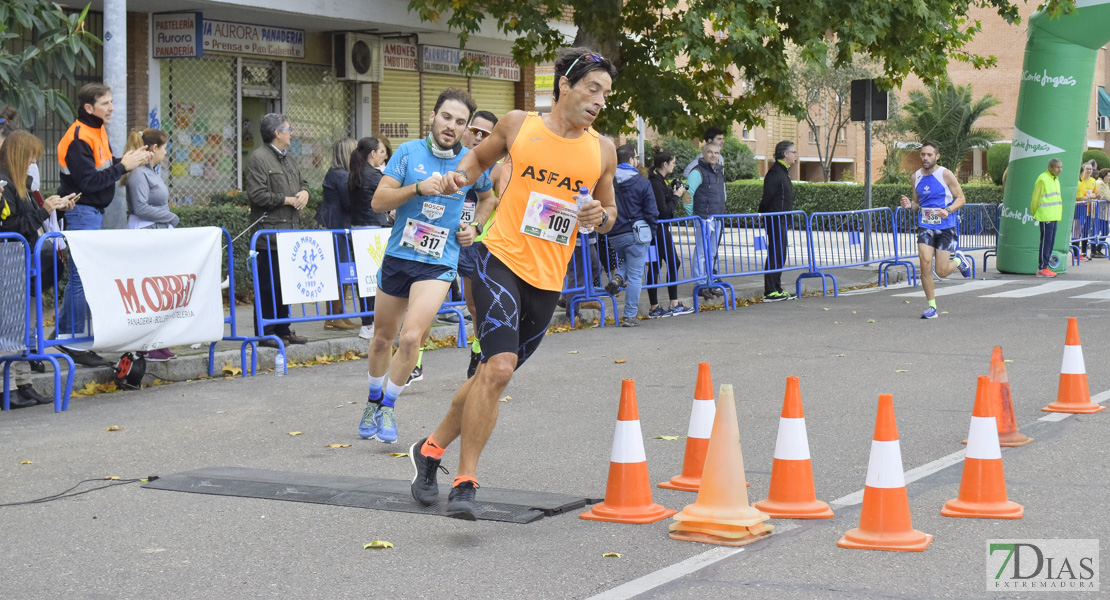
left=57, top=204, right=102, bottom=337
left=692, top=219, right=719, bottom=281
left=1038, top=220, right=1058, bottom=270
left=609, top=232, right=649, bottom=319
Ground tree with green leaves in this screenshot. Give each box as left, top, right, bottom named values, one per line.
left=873, top=95, right=912, bottom=184
left=0, top=1, right=99, bottom=125
left=407, top=0, right=1072, bottom=138
left=791, top=53, right=871, bottom=182
left=903, top=82, right=1001, bottom=172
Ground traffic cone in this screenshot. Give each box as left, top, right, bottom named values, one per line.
left=1042, top=318, right=1106, bottom=414
left=942, top=376, right=1024, bottom=519
left=837, top=394, right=933, bottom=552
left=962, top=347, right=1032, bottom=447
left=668, top=384, right=774, bottom=546
left=658, top=363, right=716, bottom=491
left=580, top=379, right=676, bottom=524
left=752, top=377, right=834, bottom=519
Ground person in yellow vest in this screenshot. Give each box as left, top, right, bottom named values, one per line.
left=406, top=47, right=619, bottom=520
left=55, top=83, right=151, bottom=367
left=1076, top=161, right=1098, bottom=260
left=1031, top=158, right=1063, bottom=278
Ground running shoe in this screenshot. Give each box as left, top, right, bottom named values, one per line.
left=648, top=306, right=669, bottom=319
left=1036, top=268, right=1057, bottom=278
left=669, top=303, right=694, bottom=316
left=437, top=312, right=461, bottom=325
left=763, top=291, right=791, bottom=302
left=446, top=480, right=480, bottom=520
left=358, top=402, right=381, bottom=439
left=406, top=365, right=423, bottom=386
left=375, top=405, right=398, bottom=443
left=143, top=349, right=173, bottom=362
left=921, top=307, right=939, bottom=319
left=359, top=325, right=374, bottom=340
left=466, top=349, right=481, bottom=379
left=954, top=251, right=973, bottom=278
left=619, top=317, right=639, bottom=327
left=410, top=437, right=448, bottom=506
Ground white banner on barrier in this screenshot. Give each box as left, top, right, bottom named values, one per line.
left=64, top=228, right=225, bottom=352
left=276, top=231, right=339, bottom=304
left=350, top=228, right=391, bottom=297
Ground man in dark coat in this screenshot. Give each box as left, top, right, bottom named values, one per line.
left=759, top=140, right=798, bottom=301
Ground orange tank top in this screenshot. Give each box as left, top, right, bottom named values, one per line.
left=483, top=113, right=602, bottom=291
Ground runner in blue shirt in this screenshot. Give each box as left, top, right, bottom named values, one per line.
left=357, top=88, right=493, bottom=444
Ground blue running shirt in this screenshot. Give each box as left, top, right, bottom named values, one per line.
left=382, top=139, right=492, bottom=266
left=914, top=166, right=957, bottom=230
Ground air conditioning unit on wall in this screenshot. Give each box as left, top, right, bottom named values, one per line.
left=1098, top=115, right=1110, bottom=132
left=335, top=34, right=383, bottom=82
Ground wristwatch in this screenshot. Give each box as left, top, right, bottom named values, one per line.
left=599, top=210, right=610, bottom=228
left=471, top=221, right=483, bottom=235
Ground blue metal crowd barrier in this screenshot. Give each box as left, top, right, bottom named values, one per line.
left=711, top=211, right=810, bottom=305
left=957, top=203, right=997, bottom=273
left=211, top=228, right=275, bottom=377
left=0, top=233, right=75, bottom=411
left=1070, top=200, right=1108, bottom=264
left=249, top=229, right=468, bottom=374
left=808, top=207, right=914, bottom=297
left=564, top=234, right=617, bottom=326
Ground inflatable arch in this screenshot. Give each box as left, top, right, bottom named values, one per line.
left=997, top=0, right=1110, bottom=273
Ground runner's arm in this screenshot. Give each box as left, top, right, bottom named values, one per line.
left=472, top=188, right=498, bottom=228
left=446, top=112, right=522, bottom=194
left=370, top=174, right=423, bottom=213
left=943, top=169, right=966, bottom=214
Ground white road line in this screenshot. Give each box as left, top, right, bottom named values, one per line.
left=891, top=280, right=1014, bottom=297
left=591, top=388, right=1109, bottom=599
left=584, top=524, right=798, bottom=600
left=1070, top=287, right=1110, bottom=299
left=980, top=281, right=1095, bottom=298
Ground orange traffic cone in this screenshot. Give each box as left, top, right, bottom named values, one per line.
left=581, top=379, right=676, bottom=524
left=1042, top=318, right=1106, bottom=414
left=838, top=394, right=933, bottom=552
left=942, top=376, right=1024, bottom=519
left=752, top=377, right=833, bottom=519
left=668, top=384, right=774, bottom=546
left=658, top=363, right=716, bottom=491
left=962, top=347, right=1032, bottom=447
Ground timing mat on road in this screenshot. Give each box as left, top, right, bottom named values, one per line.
left=143, top=467, right=598, bottom=523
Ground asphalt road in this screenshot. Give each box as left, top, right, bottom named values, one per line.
left=2, top=260, right=1108, bottom=599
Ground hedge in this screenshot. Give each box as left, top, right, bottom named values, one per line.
left=722, top=181, right=1004, bottom=214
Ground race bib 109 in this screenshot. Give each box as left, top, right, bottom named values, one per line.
left=520, top=191, right=577, bottom=245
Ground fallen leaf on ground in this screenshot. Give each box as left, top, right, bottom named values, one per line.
left=602, top=552, right=622, bottom=558
left=106, top=425, right=123, bottom=432
left=654, top=435, right=680, bottom=441
left=314, top=355, right=332, bottom=364
left=327, top=444, right=351, bottom=449
left=614, top=359, right=627, bottom=364
left=288, top=431, right=303, bottom=436
left=105, top=476, right=120, bottom=480
left=20, top=461, right=31, bottom=465
left=822, top=307, right=830, bottom=311
left=895, top=370, right=908, bottom=373
left=388, top=452, right=409, bottom=458
left=1004, top=360, right=1013, bottom=363
left=866, top=319, right=876, bottom=323
left=851, top=310, right=857, bottom=314
left=833, top=321, right=841, bottom=325
left=836, top=353, right=846, bottom=357
left=499, top=396, right=511, bottom=402
left=364, top=540, right=394, bottom=549
left=221, top=362, right=242, bottom=376
left=568, top=350, right=579, bottom=354
left=903, top=300, right=911, bottom=304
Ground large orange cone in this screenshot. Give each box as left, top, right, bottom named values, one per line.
left=838, top=394, right=933, bottom=552
left=752, top=377, right=833, bottom=519
left=942, top=376, right=1024, bottom=519
left=1042, top=318, right=1106, bottom=414
left=668, top=384, right=774, bottom=546
left=658, top=363, right=716, bottom=491
left=986, top=347, right=1032, bottom=446
left=581, top=379, right=676, bottom=524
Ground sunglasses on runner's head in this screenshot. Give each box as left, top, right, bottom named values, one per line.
left=468, top=126, right=490, bottom=138
left=564, top=52, right=605, bottom=79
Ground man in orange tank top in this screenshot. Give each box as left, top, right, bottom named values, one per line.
left=407, top=47, right=619, bottom=520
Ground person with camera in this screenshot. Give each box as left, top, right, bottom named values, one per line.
left=606, top=144, right=658, bottom=327
left=646, top=149, right=692, bottom=317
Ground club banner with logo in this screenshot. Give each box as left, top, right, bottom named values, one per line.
left=276, top=231, right=340, bottom=304
left=350, top=228, right=391, bottom=297
left=64, top=228, right=225, bottom=352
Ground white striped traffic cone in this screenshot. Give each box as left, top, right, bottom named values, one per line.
left=1042, top=317, right=1106, bottom=414
left=658, top=362, right=716, bottom=491
left=581, top=379, right=676, bottom=524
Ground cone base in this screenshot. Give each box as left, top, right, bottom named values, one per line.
left=580, top=503, right=676, bottom=524
left=941, top=498, right=1024, bottom=519
left=998, top=433, right=1034, bottom=447
left=669, top=528, right=773, bottom=547
left=837, top=528, right=933, bottom=552
left=1041, top=402, right=1106, bottom=414
left=752, top=498, right=834, bottom=519
left=657, top=475, right=700, bottom=492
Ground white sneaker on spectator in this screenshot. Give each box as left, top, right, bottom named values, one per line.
left=359, top=325, right=374, bottom=340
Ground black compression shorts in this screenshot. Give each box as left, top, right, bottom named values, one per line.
left=470, top=244, right=560, bottom=370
